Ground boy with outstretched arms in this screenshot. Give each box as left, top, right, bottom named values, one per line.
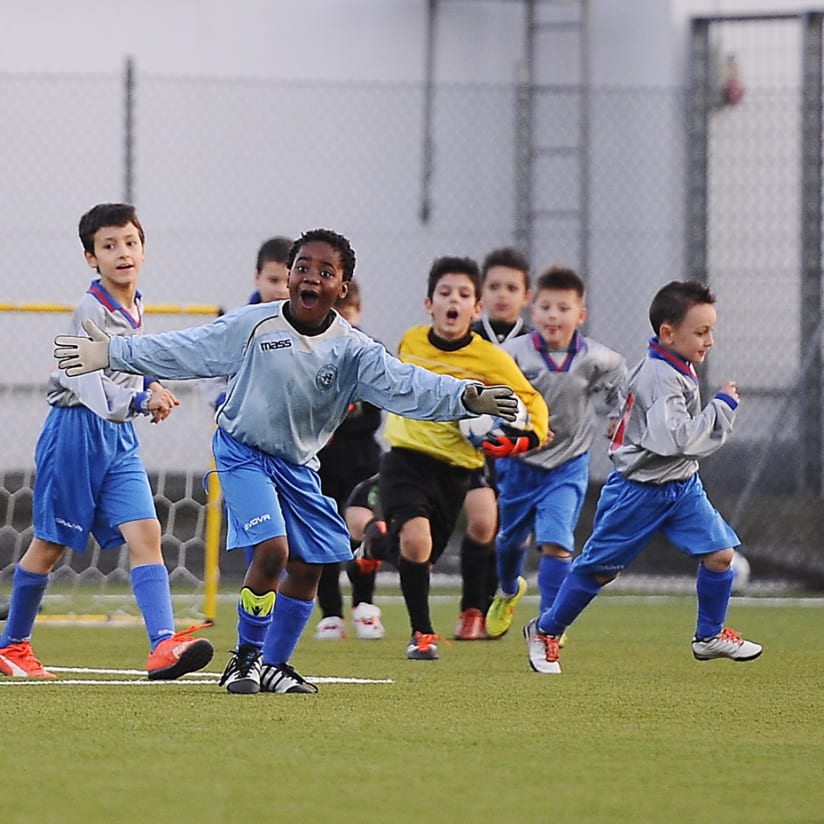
left=379, top=256, right=550, bottom=660
left=54, top=230, right=519, bottom=693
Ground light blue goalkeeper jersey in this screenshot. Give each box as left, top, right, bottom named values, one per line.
left=108, top=301, right=473, bottom=469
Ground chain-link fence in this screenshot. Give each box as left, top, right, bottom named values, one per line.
left=2, top=14, right=823, bottom=591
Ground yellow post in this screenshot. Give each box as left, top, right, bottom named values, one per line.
left=203, top=457, right=223, bottom=624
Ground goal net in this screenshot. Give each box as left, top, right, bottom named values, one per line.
left=0, top=304, right=225, bottom=624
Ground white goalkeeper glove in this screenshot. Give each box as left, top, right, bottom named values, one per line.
left=53, top=319, right=111, bottom=376
left=461, top=383, right=519, bottom=421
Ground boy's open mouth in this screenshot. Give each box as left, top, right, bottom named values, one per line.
left=299, top=289, right=320, bottom=309
left=446, top=308, right=459, bottom=320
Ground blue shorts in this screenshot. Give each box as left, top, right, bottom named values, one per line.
left=33, top=406, right=157, bottom=552
left=496, top=453, right=589, bottom=554
left=211, top=428, right=351, bottom=564
left=572, top=470, right=740, bottom=577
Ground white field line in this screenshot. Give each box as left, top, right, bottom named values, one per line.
left=0, top=665, right=393, bottom=686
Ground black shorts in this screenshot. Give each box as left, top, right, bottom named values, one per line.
left=345, top=473, right=382, bottom=517
left=379, top=447, right=473, bottom=564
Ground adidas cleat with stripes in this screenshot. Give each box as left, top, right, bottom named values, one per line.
left=692, top=628, right=762, bottom=662
left=260, top=662, right=318, bottom=693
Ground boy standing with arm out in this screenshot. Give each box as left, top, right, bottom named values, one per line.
left=379, top=256, right=550, bottom=660
left=54, top=230, right=520, bottom=693
left=485, top=266, right=626, bottom=639
left=0, top=203, right=214, bottom=680
left=524, top=279, right=762, bottom=673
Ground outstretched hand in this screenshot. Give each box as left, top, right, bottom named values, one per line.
left=54, top=319, right=111, bottom=376
left=461, top=383, right=519, bottom=421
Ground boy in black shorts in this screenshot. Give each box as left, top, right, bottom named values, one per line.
left=379, top=256, right=550, bottom=660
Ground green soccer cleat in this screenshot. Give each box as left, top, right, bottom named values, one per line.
left=485, top=576, right=527, bottom=638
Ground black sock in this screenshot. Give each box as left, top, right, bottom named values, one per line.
left=346, top=560, right=377, bottom=607
left=460, top=536, right=494, bottom=612
left=399, top=557, right=432, bottom=635
left=316, top=562, right=343, bottom=618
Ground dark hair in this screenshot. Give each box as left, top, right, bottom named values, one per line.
left=534, top=265, right=586, bottom=299
left=426, top=256, right=481, bottom=299
left=256, top=236, right=293, bottom=273
left=288, top=228, right=356, bottom=282
left=336, top=278, right=361, bottom=309
left=649, top=280, right=716, bottom=335
left=78, top=203, right=144, bottom=256
left=481, top=247, right=530, bottom=290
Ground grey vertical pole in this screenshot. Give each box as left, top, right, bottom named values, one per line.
left=578, top=0, right=591, bottom=279
left=685, top=18, right=711, bottom=284
left=419, top=0, right=437, bottom=224
left=514, top=0, right=535, bottom=259
left=124, top=56, right=135, bottom=204
left=799, top=12, right=823, bottom=493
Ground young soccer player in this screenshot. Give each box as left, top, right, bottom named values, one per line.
left=379, top=256, right=550, bottom=660
left=53, top=229, right=521, bottom=693
left=201, top=235, right=293, bottom=413
left=0, top=202, right=214, bottom=680
left=315, top=280, right=385, bottom=641
left=523, top=280, right=762, bottom=673
left=455, top=247, right=533, bottom=640
left=484, top=266, right=626, bottom=640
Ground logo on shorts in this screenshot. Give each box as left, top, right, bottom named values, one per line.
left=315, top=364, right=338, bottom=391
left=56, top=517, right=83, bottom=532
left=244, top=513, right=271, bottom=531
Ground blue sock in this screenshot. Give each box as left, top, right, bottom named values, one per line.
left=131, top=564, right=175, bottom=651
left=537, top=572, right=601, bottom=636
left=262, top=592, right=314, bottom=666
left=0, top=566, right=49, bottom=645
left=695, top=564, right=733, bottom=640
left=236, top=587, right=276, bottom=649
left=538, top=556, right=572, bottom=614
left=496, top=538, right=527, bottom=597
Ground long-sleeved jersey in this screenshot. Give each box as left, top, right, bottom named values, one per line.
left=107, top=302, right=475, bottom=469
left=383, top=325, right=550, bottom=470
left=503, top=330, right=626, bottom=471
left=47, top=279, right=151, bottom=422
left=608, top=338, right=738, bottom=483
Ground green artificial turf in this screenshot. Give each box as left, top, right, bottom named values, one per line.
left=1, top=592, right=822, bottom=823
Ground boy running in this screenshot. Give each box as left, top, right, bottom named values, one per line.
left=485, top=266, right=626, bottom=639
left=523, top=280, right=762, bottom=673
left=379, top=256, right=550, bottom=660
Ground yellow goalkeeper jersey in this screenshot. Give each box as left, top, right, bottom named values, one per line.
left=384, top=325, right=550, bottom=469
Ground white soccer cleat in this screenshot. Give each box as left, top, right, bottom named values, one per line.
left=692, top=627, right=762, bottom=662
left=314, top=615, right=346, bottom=640
left=352, top=603, right=385, bottom=640
left=523, top=618, right=561, bottom=674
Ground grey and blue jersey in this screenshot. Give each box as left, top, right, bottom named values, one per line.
left=503, top=331, right=626, bottom=471
left=608, top=338, right=738, bottom=484
left=108, top=300, right=473, bottom=469
left=47, top=279, right=151, bottom=421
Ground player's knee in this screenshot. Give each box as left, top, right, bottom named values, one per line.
left=541, top=543, right=572, bottom=561
left=701, top=547, right=734, bottom=573
left=251, top=538, right=288, bottom=580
